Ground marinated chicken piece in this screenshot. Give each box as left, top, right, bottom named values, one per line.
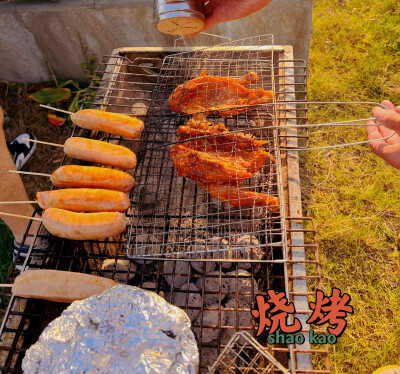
left=176, top=119, right=274, bottom=174
left=170, top=118, right=279, bottom=211
left=204, top=183, right=280, bottom=212
left=169, top=69, right=275, bottom=116
left=170, top=144, right=254, bottom=183
left=170, top=120, right=270, bottom=183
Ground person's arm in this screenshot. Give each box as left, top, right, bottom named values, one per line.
left=0, top=107, right=40, bottom=245
left=365, top=100, right=400, bottom=169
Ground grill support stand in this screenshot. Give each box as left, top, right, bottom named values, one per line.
left=282, top=46, right=312, bottom=371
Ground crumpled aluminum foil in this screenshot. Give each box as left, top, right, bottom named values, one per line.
left=22, top=285, right=199, bottom=374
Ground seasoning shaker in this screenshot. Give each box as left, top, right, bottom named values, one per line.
left=154, top=0, right=205, bottom=36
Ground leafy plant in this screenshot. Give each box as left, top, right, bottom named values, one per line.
left=28, top=87, right=71, bottom=104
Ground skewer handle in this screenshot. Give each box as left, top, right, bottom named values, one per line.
left=22, top=138, right=64, bottom=148
left=0, top=201, right=36, bottom=204
left=40, top=104, right=73, bottom=115
left=0, top=212, right=42, bottom=221
left=0, top=284, right=12, bottom=288
left=9, top=170, right=51, bottom=177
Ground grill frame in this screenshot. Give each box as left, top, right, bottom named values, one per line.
left=0, top=40, right=329, bottom=374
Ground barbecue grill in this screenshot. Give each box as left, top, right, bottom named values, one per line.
left=0, top=35, right=330, bottom=373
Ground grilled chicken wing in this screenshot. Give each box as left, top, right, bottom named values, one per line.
left=169, top=69, right=275, bottom=116
left=170, top=118, right=279, bottom=212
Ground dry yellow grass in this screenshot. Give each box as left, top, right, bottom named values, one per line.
left=306, top=0, right=400, bottom=372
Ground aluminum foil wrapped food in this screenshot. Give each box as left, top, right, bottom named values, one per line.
left=22, top=285, right=199, bottom=374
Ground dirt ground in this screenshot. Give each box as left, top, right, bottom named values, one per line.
left=0, top=83, right=69, bottom=200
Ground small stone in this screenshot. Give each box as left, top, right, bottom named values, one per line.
left=222, top=299, right=252, bottom=340
left=195, top=271, right=229, bottom=306
left=208, top=237, right=233, bottom=270
left=232, top=235, right=263, bottom=270
left=190, top=248, right=217, bottom=274
left=133, top=234, right=163, bottom=264
left=209, top=236, right=229, bottom=251
left=164, top=261, right=191, bottom=289
left=131, top=102, right=148, bottom=116
left=225, top=269, right=258, bottom=305
left=194, top=304, right=227, bottom=344
left=172, top=283, right=202, bottom=322
left=101, top=259, right=137, bottom=282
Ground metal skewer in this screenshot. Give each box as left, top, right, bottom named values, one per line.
left=0, top=212, right=42, bottom=221
left=0, top=201, right=36, bottom=204
left=39, top=104, right=73, bottom=115
left=39, top=105, right=141, bottom=142
left=23, top=138, right=64, bottom=148
left=142, top=101, right=395, bottom=152
left=9, top=170, right=51, bottom=177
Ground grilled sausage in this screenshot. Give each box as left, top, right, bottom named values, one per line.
left=42, top=208, right=127, bottom=240
left=12, top=269, right=117, bottom=303
left=50, top=165, right=135, bottom=192
left=70, top=109, right=144, bottom=139
left=64, top=137, right=137, bottom=170
left=36, top=189, right=130, bottom=212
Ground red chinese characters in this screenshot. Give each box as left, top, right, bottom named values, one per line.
left=251, top=290, right=302, bottom=336
left=306, top=288, right=354, bottom=336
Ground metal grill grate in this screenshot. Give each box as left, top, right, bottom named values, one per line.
left=127, top=35, right=285, bottom=261
left=0, top=36, right=329, bottom=374
left=209, top=331, right=291, bottom=373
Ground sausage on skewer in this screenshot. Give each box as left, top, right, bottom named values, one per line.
left=42, top=208, right=127, bottom=240
left=71, top=109, right=144, bottom=139
left=50, top=165, right=135, bottom=192
left=11, top=269, right=117, bottom=303
left=36, top=189, right=130, bottom=212
left=64, top=137, right=137, bottom=170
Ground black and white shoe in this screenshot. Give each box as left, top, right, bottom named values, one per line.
left=7, top=133, right=37, bottom=170
left=13, top=240, right=31, bottom=271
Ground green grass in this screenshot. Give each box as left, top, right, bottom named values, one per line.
left=0, top=221, right=14, bottom=309
left=307, top=0, right=400, bottom=372
left=0, top=222, right=13, bottom=281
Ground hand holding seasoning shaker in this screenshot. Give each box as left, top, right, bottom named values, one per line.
left=154, top=0, right=205, bottom=35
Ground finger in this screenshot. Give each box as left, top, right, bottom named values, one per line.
left=202, top=14, right=221, bottom=31
left=185, top=0, right=222, bottom=37
left=381, top=100, right=395, bottom=111
left=368, top=109, right=400, bottom=141
left=365, top=121, right=400, bottom=168
left=375, top=122, right=396, bottom=138
left=370, top=121, right=400, bottom=144
left=366, top=129, right=389, bottom=157
left=395, top=106, right=400, bottom=114
left=378, top=143, right=400, bottom=169
left=366, top=121, right=386, bottom=142
left=372, top=107, right=400, bottom=131
left=186, top=13, right=220, bottom=37
left=204, top=0, right=220, bottom=16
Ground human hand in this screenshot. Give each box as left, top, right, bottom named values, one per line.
left=165, top=0, right=272, bottom=36
left=365, top=100, right=400, bottom=169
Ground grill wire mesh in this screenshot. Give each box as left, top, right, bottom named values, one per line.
left=0, top=35, right=329, bottom=374
left=127, top=34, right=285, bottom=261
left=209, top=331, right=290, bottom=374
